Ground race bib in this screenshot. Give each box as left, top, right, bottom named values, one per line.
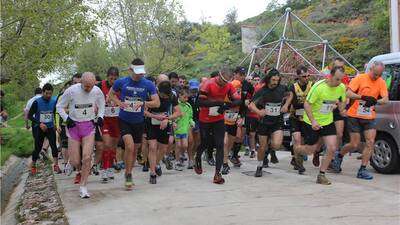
left=224, top=110, right=239, bottom=122
left=209, top=106, right=220, bottom=116
left=151, top=112, right=167, bottom=125
left=39, top=111, right=53, bottom=123
left=124, top=96, right=143, bottom=113
left=295, top=109, right=304, bottom=116
left=265, top=103, right=281, bottom=116
left=319, top=101, right=335, bottom=114
left=357, top=100, right=372, bottom=116
left=74, top=103, right=94, bottom=120
left=104, top=106, right=120, bottom=117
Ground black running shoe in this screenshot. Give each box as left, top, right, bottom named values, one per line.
left=149, top=174, right=157, bottom=184
left=255, top=166, right=263, bottom=177
left=263, top=157, right=269, bottom=168
left=142, top=162, right=149, bottom=172
left=207, top=156, right=216, bottom=166
left=155, top=165, right=162, bottom=176
left=270, top=150, right=279, bottom=164
left=221, top=163, right=230, bottom=175
left=165, top=157, right=173, bottom=170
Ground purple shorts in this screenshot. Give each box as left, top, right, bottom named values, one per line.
left=67, top=121, right=95, bottom=141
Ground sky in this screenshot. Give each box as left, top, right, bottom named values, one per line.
left=181, top=0, right=270, bottom=24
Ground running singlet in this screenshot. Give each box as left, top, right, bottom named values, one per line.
left=303, top=80, right=346, bottom=126
left=149, top=95, right=178, bottom=125
left=251, top=84, right=288, bottom=125
left=56, top=83, right=105, bottom=122
left=199, top=77, right=236, bottom=123
left=100, top=80, right=120, bottom=118
left=33, top=96, right=57, bottom=128
left=289, top=81, right=313, bottom=118
left=112, top=76, right=157, bottom=124
left=346, top=73, right=388, bottom=120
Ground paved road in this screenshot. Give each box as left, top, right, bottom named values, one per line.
left=55, top=152, right=399, bottom=225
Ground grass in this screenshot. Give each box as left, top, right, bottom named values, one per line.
left=1, top=124, right=33, bottom=166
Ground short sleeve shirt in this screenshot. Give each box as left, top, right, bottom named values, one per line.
left=347, top=73, right=388, bottom=120
left=112, top=76, right=157, bottom=124
left=303, top=80, right=346, bottom=126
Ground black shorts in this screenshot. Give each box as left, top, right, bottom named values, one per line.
left=333, top=108, right=344, bottom=122
left=290, top=117, right=306, bottom=135
left=225, top=124, right=238, bottom=136
left=245, top=116, right=258, bottom=133
left=347, top=117, right=376, bottom=133
left=95, top=125, right=102, bottom=142
left=60, top=125, right=68, bottom=148
left=257, top=122, right=282, bottom=136
left=119, top=119, right=144, bottom=144
left=146, top=122, right=170, bottom=145
left=304, top=122, right=336, bottom=145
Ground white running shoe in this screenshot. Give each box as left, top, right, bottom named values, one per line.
left=107, top=168, right=114, bottom=180
left=100, top=170, right=108, bottom=183
left=79, top=186, right=90, bottom=199
left=64, top=162, right=73, bottom=176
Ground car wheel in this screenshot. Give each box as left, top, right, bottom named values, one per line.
left=370, top=134, right=399, bottom=174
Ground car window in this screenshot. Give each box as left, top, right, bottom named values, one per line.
left=386, top=63, right=400, bottom=101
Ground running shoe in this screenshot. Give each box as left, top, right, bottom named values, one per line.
left=255, top=166, right=263, bottom=177
left=230, top=157, right=242, bottom=167
left=40, top=151, right=49, bottom=162
left=91, top=164, right=100, bottom=176
left=74, top=173, right=81, bottom=184
left=101, top=170, right=108, bottom=183
left=187, top=160, right=194, bottom=169
left=221, top=163, right=230, bottom=175
left=194, top=157, right=203, bottom=175
left=142, top=161, right=149, bottom=172
left=316, top=174, right=331, bottom=185
left=270, top=150, right=279, bottom=164
left=79, top=186, right=90, bottom=199
left=207, top=156, right=216, bottom=166
left=262, top=157, right=269, bottom=168
left=164, top=157, right=173, bottom=170
left=294, top=154, right=306, bottom=174
left=244, top=147, right=250, bottom=156
left=357, top=168, right=373, bottom=180
left=290, top=157, right=297, bottom=170
left=149, top=174, right=157, bottom=184
left=174, top=162, right=183, bottom=171
left=113, top=163, right=121, bottom=171
left=313, top=152, right=320, bottom=167
left=213, top=173, right=225, bottom=184
left=331, top=152, right=343, bottom=173
left=125, top=173, right=134, bottom=190
left=31, top=164, right=37, bottom=175
left=107, top=168, right=114, bottom=180
left=64, top=162, right=73, bottom=176
left=53, top=164, right=62, bottom=174
left=250, top=151, right=256, bottom=158
left=155, top=165, right=163, bottom=176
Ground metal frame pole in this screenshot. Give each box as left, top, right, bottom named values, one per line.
left=285, top=41, right=321, bottom=75
left=291, top=13, right=325, bottom=41
left=260, top=41, right=281, bottom=64
left=246, top=49, right=256, bottom=77
left=327, top=44, right=360, bottom=74
left=239, top=51, right=253, bottom=66
left=255, top=13, right=286, bottom=46
left=322, top=43, right=327, bottom=70
left=276, top=39, right=285, bottom=69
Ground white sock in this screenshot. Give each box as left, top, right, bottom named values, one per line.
left=258, top=161, right=263, bottom=167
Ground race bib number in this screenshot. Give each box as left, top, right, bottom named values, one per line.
left=104, top=106, right=119, bottom=117
left=295, top=109, right=304, bottom=116
left=224, top=110, right=239, bottom=122
left=74, top=103, right=94, bottom=120
left=357, top=100, right=372, bottom=116
left=319, top=101, right=335, bottom=114
left=124, top=96, right=143, bottom=113
left=151, top=112, right=167, bottom=125
left=265, top=103, right=281, bottom=116
left=209, top=106, right=220, bottom=116
left=39, top=111, right=53, bottom=123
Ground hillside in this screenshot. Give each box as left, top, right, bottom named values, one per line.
left=240, top=0, right=390, bottom=70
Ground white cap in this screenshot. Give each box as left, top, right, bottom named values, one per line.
left=131, top=65, right=146, bottom=74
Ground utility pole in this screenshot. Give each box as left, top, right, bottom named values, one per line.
left=390, top=0, right=400, bottom=52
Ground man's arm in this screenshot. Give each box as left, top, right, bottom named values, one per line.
left=56, top=90, right=70, bottom=121
left=145, top=94, right=160, bottom=108
left=28, top=101, right=39, bottom=124
left=346, top=89, right=362, bottom=100
left=248, top=102, right=265, bottom=117
left=168, top=105, right=182, bottom=120
left=281, top=91, right=293, bottom=113
left=96, top=90, right=106, bottom=119
left=377, top=96, right=389, bottom=105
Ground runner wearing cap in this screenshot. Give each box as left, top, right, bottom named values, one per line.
left=56, top=72, right=105, bottom=198
left=331, top=61, right=388, bottom=179
left=97, top=67, right=120, bottom=183
left=187, top=79, right=200, bottom=169
left=28, top=83, right=60, bottom=175
left=108, top=58, right=160, bottom=190
left=194, top=66, right=238, bottom=184
left=249, top=68, right=293, bottom=177
left=292, top=66, right=346, bottom=185
left=145, top=80, right=181, bottom=184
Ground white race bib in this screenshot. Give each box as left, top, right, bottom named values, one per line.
left=265, top=103, right=281, bottom=116
left=357, top=100, right=372, bottom=116
left=151, top=112, right=167, bottom=125
left=40, top=111, right=53, bottom=123
left=224, top=110, right=239, bottom=122
left=209, top=106, right=220, bottom=116
left=104, top=106, right=120, bottom=117
left=74, top=103, right=94, bottom=120
left=124, top=96, right=143, bottom=113
left=295, top=109, right=304, bottom=116
left=319, top=101, right=335, bottom=114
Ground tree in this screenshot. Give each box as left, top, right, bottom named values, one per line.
left=224, top=8, right=240, bottom=35
left=1, top=0, right=95, bottom=99
left=75, top=38, right=112, bottom=77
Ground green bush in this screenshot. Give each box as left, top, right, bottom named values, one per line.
left=1, top=127, right=34, bottom=166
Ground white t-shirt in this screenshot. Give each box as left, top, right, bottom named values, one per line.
left=24, top=94, right=42, bottom=119
left=56, top=84, right=105, bottom=122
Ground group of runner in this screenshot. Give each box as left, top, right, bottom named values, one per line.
left=26, top=57, right=388, bottom=198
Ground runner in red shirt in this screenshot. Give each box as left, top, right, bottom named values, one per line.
left=97, top=67, right=120, bottom=183
left=194, top=67, right=239, bottom=184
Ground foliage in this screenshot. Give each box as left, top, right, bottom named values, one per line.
left=75, top=38, right=113, bottom=76
left=1, top=0, right=96, bottom=99
left=1, top=127, right=33, bottom=166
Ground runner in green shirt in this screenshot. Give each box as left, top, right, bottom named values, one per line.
left=293, top=66, right=346, bottom=185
